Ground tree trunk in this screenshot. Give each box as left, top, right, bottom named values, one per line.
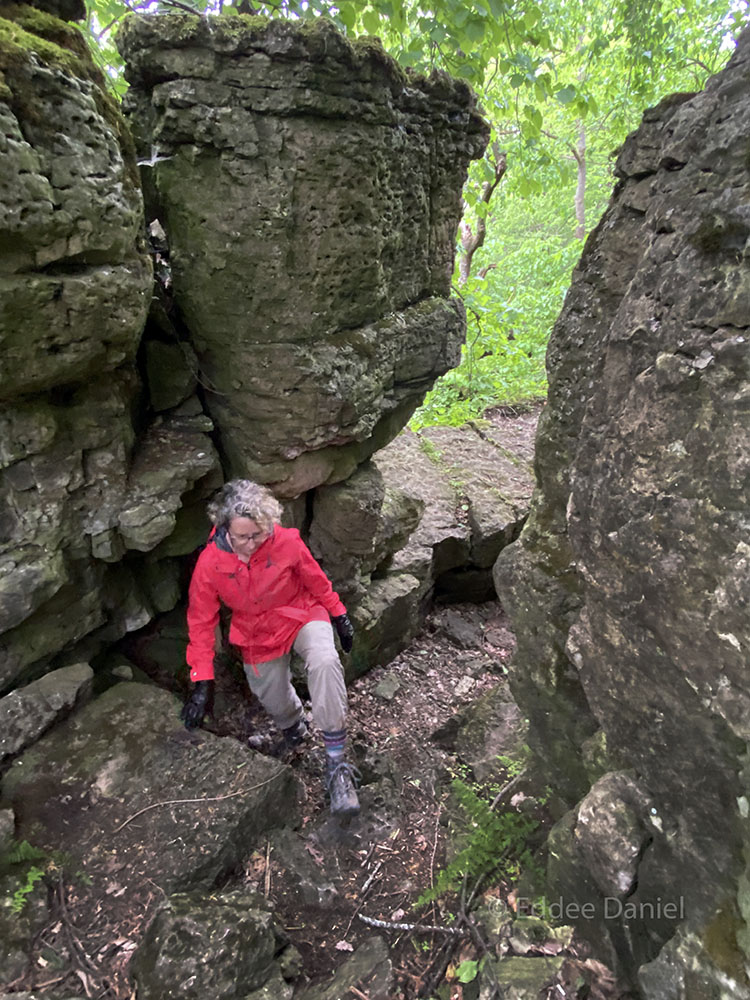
left=457, top=147, right=507, bottom=286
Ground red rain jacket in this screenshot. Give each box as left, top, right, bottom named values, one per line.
left=186, top=526, right=346, bottom=681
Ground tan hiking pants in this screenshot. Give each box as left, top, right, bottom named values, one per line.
left=243, top=620, right=347, bottom=733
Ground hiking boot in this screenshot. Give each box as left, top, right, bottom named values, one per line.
left=270, top=718, right=309, bottom=757
left=283, top=718, right=309, bottom=747
left=325, top=759, right=361, bottom=821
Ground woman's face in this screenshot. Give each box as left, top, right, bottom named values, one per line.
left=227, top=517, right=269, bottom=556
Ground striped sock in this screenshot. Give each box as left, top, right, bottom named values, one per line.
left=322, top=728, right=346, bottom=761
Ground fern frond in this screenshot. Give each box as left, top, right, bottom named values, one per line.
left=3, top=840, right=47, bottom=865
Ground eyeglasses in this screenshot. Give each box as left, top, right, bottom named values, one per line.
left=228, top=529, right=268, bottom=547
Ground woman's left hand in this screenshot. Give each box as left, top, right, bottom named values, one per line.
left=332, top=614, right=354, bottom=653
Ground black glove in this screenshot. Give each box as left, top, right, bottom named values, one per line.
left=332, top=614, right=354, bottom=653
left=181, top=680, right=214, bottom=729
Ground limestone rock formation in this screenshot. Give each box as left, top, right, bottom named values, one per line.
left=0, top=682, right=301, bottom=991
left=307, top=415, right=535, bottom=676
left=494, top=29, right=750, bottom=996
left=1, top=682, right=299, bottom=883
left=0, top=663, right=93, bottom=765
left=117, top=14, right=489, bottom=496
left=131, top=890, right=288, bottom=1000
left=0, top=4, right=222, bottom=691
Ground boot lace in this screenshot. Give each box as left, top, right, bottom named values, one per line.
left=325, top=760, right=362, bottom=794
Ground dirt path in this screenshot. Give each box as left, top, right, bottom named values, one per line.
left=240, top=600, right=525, bottom=998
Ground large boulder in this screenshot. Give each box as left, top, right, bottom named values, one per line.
left=0, top=683, right=301, bottom=893
left=117, top=15, right=489, bottom=496
left=326, top=416, right=536, bottom=673
left=131, top=889, right=288, bottom=1000
left=0, top=662, right=93, bottom=765
left=495, top=28, right=750, bottom=995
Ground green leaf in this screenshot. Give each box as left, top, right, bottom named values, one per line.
left=455, top=62, right=479, bottom=80
left=457, top=959, right=479, bottom=983
left=336, top=3, right=356, bottom=30
left=453, top=6, right=469, bottom=27
left=361, top=8, right=381, bottom=34
left=555, top=85, right=577, bottom=104
left=397, top=48, right=423, bottom=67
left=463, top=18, right=485, bottom=42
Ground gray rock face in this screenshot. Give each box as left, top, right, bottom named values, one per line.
left=574, top=772, right=654, bottom=899
left=326, top=416, right=535, bottom=671
left=117, top=15, right=489, bottom=496
left=495, top=28, right=750, bottom=995
left=295, top=936, right=393, bottom=1000
left=0, top=663, right=93, bottom=765
left=0, top=6, right=224, bottom=690
left=131, top=890, right=285, bottom=999
left=0, top=11, right=150, bottom=396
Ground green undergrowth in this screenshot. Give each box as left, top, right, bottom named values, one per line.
left=416, top=777, right=540, bottom=909
left=1, top=839, right=91, bottom=914
left=1, top=840, right=49, bottom=914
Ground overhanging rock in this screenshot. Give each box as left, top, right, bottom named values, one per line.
left=117, top=15, right=490, bottom=496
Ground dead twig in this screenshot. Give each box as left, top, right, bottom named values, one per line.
left=357, top=913, right=466, bottom=936
left=348, top=987, right=371, bottom=1000
left=55, top=879, right=97, bottom=998
left=360, top=860, right=383, bottom=896
left=113, top=770, right=284, bottom=833
left=489, top=769, right=527, bottom=811
left=417, top=934, right=460, bottom=998
left=459, top=904, right=503, bottom=1000
left=264, top=840, right=272, bottom=898
left=343, top=861, right=384, bottom=937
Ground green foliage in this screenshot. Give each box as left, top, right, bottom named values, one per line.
left=1, top=840, right=49, bottom=915
left=495, top=753, right=526, bottom=780
left=456, top=957, right=480, bottom=983
left=1, top=840, right=90, bottom=914
left=74, top=0, right=747, bottom=426
left=10, top=866, right=45, bottom=913
left=416, top=778, right=538, bottom=907
left=2, top=839, right=47, bottom=866
left=413, top=221, right=581, bottom=428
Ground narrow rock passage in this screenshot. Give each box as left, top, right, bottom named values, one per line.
left=232, top=601, right=626, bottom=1000
left=241, top=600, right=525, bottom=997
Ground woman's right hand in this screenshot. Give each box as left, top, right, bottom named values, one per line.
left=181, top=679, right=215, bottom=729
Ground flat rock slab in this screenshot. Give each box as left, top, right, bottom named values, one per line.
left=486, top=955, right=566, bottom=997
left=420, top=421, right=535, bottom=567
left=375, top=428, right=470, bottom=586
left=375, top=413, right=537, bottom=589
left=131, top=889, right=285, bottom=1000
left=1, top=682, right=301, bottom=894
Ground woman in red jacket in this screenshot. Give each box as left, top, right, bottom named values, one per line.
left=181, top=479, right=359, bottom=820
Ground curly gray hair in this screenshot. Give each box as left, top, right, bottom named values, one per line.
left=207, top=480, right=282, bottom=533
